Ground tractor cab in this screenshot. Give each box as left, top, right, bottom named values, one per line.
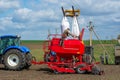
left=0, top=35, right=20, bottom=54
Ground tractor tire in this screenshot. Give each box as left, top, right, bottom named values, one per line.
left=75, top=64, right=86, bottom=74
left=24, top=53, right=32, bottom=69
left=3, top=49, right=26, bottom=71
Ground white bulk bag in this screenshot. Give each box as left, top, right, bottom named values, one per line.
left=61, top=17, right=70, bottom=33
left=72, top=16, right=80, bottom=36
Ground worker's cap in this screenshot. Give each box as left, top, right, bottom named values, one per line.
left=67, top=28, right=70, bottom=30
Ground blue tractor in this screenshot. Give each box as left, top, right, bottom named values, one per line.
left=0, top=35, right=32, bottom=70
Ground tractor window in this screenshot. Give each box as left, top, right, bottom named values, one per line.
left=6, top=38, right=20, bottom=46
left=0, top=37, right=20, bottom=54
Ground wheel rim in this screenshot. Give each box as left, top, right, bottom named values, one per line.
left=7, top=54, right=19, bottom=67
left=77, top=68, right=85, bottom=73
left=76, top=65, right=86, bottom=74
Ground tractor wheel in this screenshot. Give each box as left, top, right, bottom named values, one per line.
left=3, top=49, right=26, bottom=70
left=75, top=64, right=86, bottom=74
left=24, top=53, right=32, bottom=69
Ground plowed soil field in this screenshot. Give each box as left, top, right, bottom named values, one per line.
left=0, top=64, right=120, bottom=80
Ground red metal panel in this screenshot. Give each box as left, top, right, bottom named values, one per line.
left=50, top=38, right=85, bottom=55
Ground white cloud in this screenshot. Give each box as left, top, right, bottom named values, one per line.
left=73, top=0, right=120, bottom=16
left=78, top=17, right=86, bottom=27
left=0, top=17, right=13, bottom=27
left=0, top=0, right=20, bottom=9
left=112, top=13, right=120, bottom=22
left=0, top=26, right=5, bottom=31
left=0, top=16, right=26, bottom=30
left=44, top=0, right=59, bottom=4
left=113, top=18, right=120, bottom=22
left=93, top=1, right=120, bottom=13
left=84, top=0, right=92, bottom=5
left=13, top=8, right=58, bottom=23
left=14, top=8, right=32, bottom=19
left=20, top=30, right=47, bottom=40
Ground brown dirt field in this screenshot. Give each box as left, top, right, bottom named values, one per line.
left=0, top=64, right=120, bottom=80
left=0, top=43, right=120, bottom=80
left=21, top=43, right=43, bottom=49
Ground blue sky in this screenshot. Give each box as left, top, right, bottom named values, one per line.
left=0, top=0, right=120, bottom=40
